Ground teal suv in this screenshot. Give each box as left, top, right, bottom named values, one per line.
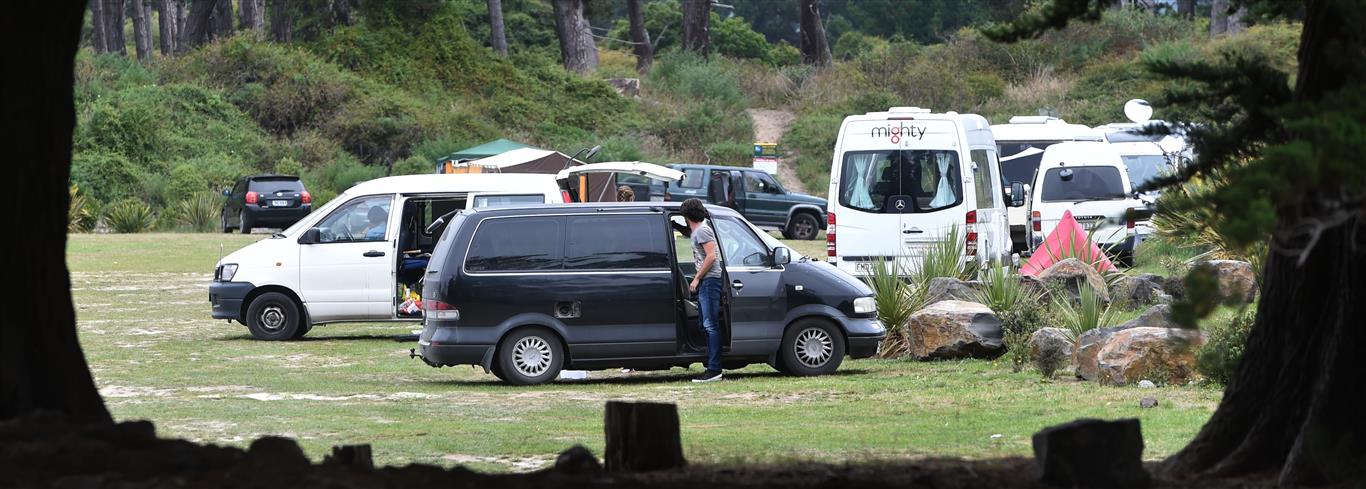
left=657, top=164, right=828, bottom=240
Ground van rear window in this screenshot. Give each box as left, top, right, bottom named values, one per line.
left=465, top=218, right=564, bottom=272
left=1040, top=166, right=1127, bottom=202
left=249, top=178, right=304, bottom=195
left=839, top=150, right=962, bottom=213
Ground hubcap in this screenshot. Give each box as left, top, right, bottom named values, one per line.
left=512, top=336, right=553, bottom=377
left=259, top=305, right=286, bottom=332
left=795, top=219, right=815, bottom=237
left=794, top=327, right=833, bottom=367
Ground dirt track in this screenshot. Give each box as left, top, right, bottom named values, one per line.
left=746, top=108, right=805, bottom=194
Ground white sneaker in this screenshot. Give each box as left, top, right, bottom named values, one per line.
left=691, top=371, right=723, bottom=383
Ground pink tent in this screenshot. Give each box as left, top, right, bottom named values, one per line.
left=1021, top=210, right=1116, bottom=276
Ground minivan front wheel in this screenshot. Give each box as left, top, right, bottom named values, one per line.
left=777, top=319, right=845, bottom=376
left=496, top=328, right=564, bottom=385
left=785, top=213, right=820, bottom=240
left=244, top=292, right=303, bottom=340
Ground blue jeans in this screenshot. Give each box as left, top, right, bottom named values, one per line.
left=697, top=277, right=723, bottom=373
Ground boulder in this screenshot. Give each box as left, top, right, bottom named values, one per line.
left=1200, top=259, right=1258, bottom=303
left=1029, top=327, right=1074, bottom=363
left=606, top=78, right=641, bottom=98
left=1075, top=305, right=1176, bottom=380
left=1109, top=274, right=1169, bottom=309
left=553, top=445, right=602, bottom=477
left=905, top=300, right=1005, bottom=360
left=1038, top=258, right=1110, bottom=304
left=1095, top=327, right=1206, bottom=386
left=1032, top=418, right=1151, bottom=488
left=1019, top=274, right=1052, bottom=303
left=925, top=277, right=983, bottom=304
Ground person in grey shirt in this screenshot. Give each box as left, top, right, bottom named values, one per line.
left=682, top=198, right=724, bottom=382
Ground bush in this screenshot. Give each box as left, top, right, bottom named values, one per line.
left=303, top=157, right=385, bottom=195
left=71, top=151, right=145, bottom=204
left=106, top=198, right=156, bottom=233
left=1033, top=337, right=1070, bottom=379
left=914, top=225, right=975, bottom=282
left=69, top=185, right=94, bottom=233
left=862, top=258, right=926, bottom=359
left=979, top=266, right=1048, bottom=373
left=1053, top=283, right=1118, bottom=338
left=177, top=192, right=223, bottom=232
left=767, top=42, right=802, bottom=67
left=166, top=164, right=210, bottom=201
left=1196, top=309, right=1255, bottom=385
left=712, top=14, right=773, bottom=62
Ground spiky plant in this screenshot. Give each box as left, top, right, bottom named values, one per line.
left=862, top=257, right=925, bottom=359
left=106, top=199, right=156, bottom=233
left=1053, top=283, right=1118, bottom=340
left=177, top=192, right=222, bottom=232
left=914, top=224, right=974, bottom=282
left=68, top=185, right=92, bottom=233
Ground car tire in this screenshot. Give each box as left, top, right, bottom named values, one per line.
left=776, top=318, right=845, bottom=376
left=244, top=292, right=302, bottom=341
left=495, top=328, right=564, bottom=385
left=239, top=212, right=253, bottom=234
left=785, top=213, right=820, bottom=241
left=221, top=213, right=233, bottom=233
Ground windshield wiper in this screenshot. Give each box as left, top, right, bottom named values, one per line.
left=1071, top=197, right=1121, bottom=205
left=271, top=232, right=287, bottom=239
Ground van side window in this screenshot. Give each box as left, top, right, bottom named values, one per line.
left=315, top=195, right=392, bottom=243
left=677, top=169, right=704, bottom=189
left=714, top=218, right=770, bottom=267
left=970, top=150, right=998, bottom=209
left=466, top=218, right=564, bottom=272
left=565, top=215, right=669, bottom=270
left=745, top=172, right=781, bottom=194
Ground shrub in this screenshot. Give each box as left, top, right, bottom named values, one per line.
left=303, top=157, right=385, bottom=195
left=68, top=185, right=94, bottom=233
left=712, top=14, right=773, bottom=62
left=1033, top=338, right=1070, bottom=380
left=1196, top=309, right=1256, bottom=385
left=914, top=225, right=975, bottom=282
left=177, top=192, right=223, bottom=232
left=862, top=258, right=926, bottom=359
left=767, top=42, right=802, bottom=67
left=979, top=265, right=1048, bottom=372
left=106, top=198, right=156, bottom=233
left=167, top=164, right=210, bottom=201
left=70, top=151, right=145, bottom=204
left=1053, top=283, right=1118, bottom=339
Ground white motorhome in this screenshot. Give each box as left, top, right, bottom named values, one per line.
left=209, top=173, right=565, bottom=340
left=991, top=116, right=1101, bottom=252
left=1094, top=121, right=1189, bottom=195
left=1027, top=142, right=1145, bottom=264
left=827, top=107, right=1021, bottom=277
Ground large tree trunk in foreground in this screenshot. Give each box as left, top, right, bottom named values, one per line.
left=799, top=0, right=831, bottom=67
left=551, top=0, right=598, bottom=75
left=487, top=0, right=508, bottom=57
left=158, top=0, right=181, bottom=55
left=1162, top=1, right=1366, bottom=485
left=0, top=0, right=112, bottom=424
left=130, top=0, right=153, bottom=61
left=681, top=0, right=709, bottom=56
left=626, top=0, right=652, bottom=73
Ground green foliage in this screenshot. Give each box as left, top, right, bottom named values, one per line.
left=914, top=225, right=975, bottom=282
left=978, top=265, right=1047, bottom=373
left=1033, top=336, right=1070, bottom=379
left=303, top=157, right=385, bottom=196
left=767, top=42, right=802, bottom=67
left=861, top=258, right=926, bottom=359
left=645, top=53, right=752, bottom=161
left=106, top=198, right=156, bottom=233
left=712, top=14, right=773, bottom=62
left=1053, top=283, right=1118, bottom=338
left=69, top=185, right=94, bottom=233
left=176, top=192, right=223, bottom=232
left=1195, top=309, right=1256, bottom=385
left=167, top=164, right=210, bottom=201
left=71, top=151, right=144, bottom=204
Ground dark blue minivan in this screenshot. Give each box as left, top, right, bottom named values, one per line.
left=416, top=203, right=884, bottom=385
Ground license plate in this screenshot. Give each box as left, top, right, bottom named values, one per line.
left=270, top=200, right=289, bottom=207
left=855, top=262, right=873, bottom=274
left=1082, top=220, right=1103, bottom=231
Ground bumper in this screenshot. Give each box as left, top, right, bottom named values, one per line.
left=841, top=316, right=885, bottom=359
left=418, top=340, right=492, bottom=367
left=209, top=281, right=255, bottom=321
left=245, top=206, right=311, bottom=225
left=848, top=335, right=883, bottom=359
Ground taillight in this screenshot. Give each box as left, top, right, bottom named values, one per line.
left=826, top=212, right=837, bottom=258
left=245, top=191, right=258, bottom=204
left=1125, top=207, right=1136, bottom=229
left=422, top=299, right=460, bottom=321
left=1032, top=211, right=1042, bottom=232
left=965, top=210, right=978, bottom=257
left=560, top=190, right=572, bottom=203
left=301, top=191, right=312, bottom=204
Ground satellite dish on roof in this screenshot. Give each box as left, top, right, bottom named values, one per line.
left=1125, top=99, right=1153, bottom=124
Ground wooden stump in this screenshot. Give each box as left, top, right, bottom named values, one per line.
left=604, top=401, right=686, bottom=473
left=324, top=444, right=374, bottom=470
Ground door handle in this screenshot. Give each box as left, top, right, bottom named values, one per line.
left=363, top=250, right=386, bottom=257
left=731, top=280, right=744, bottom=290
left=903, top=228, right=924, bottom=234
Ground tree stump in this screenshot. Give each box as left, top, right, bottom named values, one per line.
left=603, top=401, right=686, bottom=473
left=324, top=444, right=373, bottom=470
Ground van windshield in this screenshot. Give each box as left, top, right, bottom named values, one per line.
left=1040, top=166, right=1127, bottom=202
left=839, top=150, right=962, bottom=213
left=1119, top=154, right=1171, bottom=189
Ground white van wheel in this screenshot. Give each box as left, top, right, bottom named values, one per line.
left=244, top=292, right=302, bottom=341
left=495, top=328, right=563, bottom=385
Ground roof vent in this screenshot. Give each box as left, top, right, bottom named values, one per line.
left=889, top=106, right=932, bottom=113
left=1007, top=115, right=1060, bottom=124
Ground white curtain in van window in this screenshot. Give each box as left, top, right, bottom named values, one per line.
left=843, top=153, right=878, bottom=209
left=928, top=152, right=956, bottom=208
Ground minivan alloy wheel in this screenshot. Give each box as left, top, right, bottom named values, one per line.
left=794, top=327, right=834, bottom=367
left=512, top=336, right=554, bottom=377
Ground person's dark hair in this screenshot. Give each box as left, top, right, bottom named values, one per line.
left=617, top=185, right=635, bottom=202
left=367, top=205, right=387, bottom=225
left=680, top=198, right=708, bottom=223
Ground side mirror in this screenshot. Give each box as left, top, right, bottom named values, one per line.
left=1009, top=182, right=1026, bottom=207
left=772, top=247, right=791, bottom=266
left=297, top=227, right=322, bottom=245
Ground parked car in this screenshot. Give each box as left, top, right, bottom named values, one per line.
left=656, top=163, right=827, bottom=240
left=990, top=116, right=1102, bottom=252
left=415, top=202, right=885, bottom=385
left=1026, top=141, right=1145, bottom=264
left=221, top=174, right=312, bottom=234
left=210, top=173, right=564, bottom=340
left=826, top=107, right=1022, bottom=278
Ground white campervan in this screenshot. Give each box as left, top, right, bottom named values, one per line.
left=209, top=173, right=564, bottom=340
left=1027, top=142, right=1145, bottom=264
left=827, top=107, right=1020, bottom=278
left=991, top=116, right=1101, bottom=252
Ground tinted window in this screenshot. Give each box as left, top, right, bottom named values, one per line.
left=839, top=150, right=962, bottom=213
left=565, top=215, right=669, bottom=270
left=466, top=218, right=564, bottom=272
left=715, top=218, right=770, bottom=267
left=677, top=169, right=704, bottom=189
left=472, top=194, right=545, bottom=209
left=1120, top=155, right=1171, bottom=189
left=998, top=141, right=1063, bottom=185
left=745, top=172, right=781, bottom=193
left=1040, top=167, right=1127, bottom=202
left=250, top=178, right=304, bottom=194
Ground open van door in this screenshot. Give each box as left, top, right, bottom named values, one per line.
left=557, top=162, right=685, bottom=202
left=706, top=170, right=747, bottom=214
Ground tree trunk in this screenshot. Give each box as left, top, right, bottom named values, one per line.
left=331, top=0, right=350, bottom=27
left=1209, top=0, right=1229, bottom=36
left=681, top=0, right=709, bottom=56
left=0, top=1, right=113, bottom=425
left=103, top=0, right=127, bottom=56
left=603, top=401, right=686, bottom=473
left=798, top=0, right=831, bottom=67
left=238, top=0, right=263, bottom=32
left=130, top=0, right=153, bottom=61
left=269, top=0, right=292, bottom=42
left=179, top=0, right=217, bottom=52
left=1225, top=5, right=1247, bottom=36
left=487, top=0, right=508, bottom=57
left=210, top=0, right=233, bottom=38
left=551, top=0, right=598, bottom=75
left=626, top=0, right=652, bottom=73
left=1176, top=0, right=1196, bottom=18
left=90, top=0, right=108, bottom=53
left=1162, top=1, right=1366, bottom=485
left=158, top=0, right=181, bottom=55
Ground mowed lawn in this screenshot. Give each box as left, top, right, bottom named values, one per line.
left=67, top=233, right=1221, bottom=472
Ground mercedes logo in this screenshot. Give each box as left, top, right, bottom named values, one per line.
left=895, top=200, right=906, bottom=210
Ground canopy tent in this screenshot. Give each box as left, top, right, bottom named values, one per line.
left=435, top=139, right=534, bottom=173
left=1021, top=210, right=1117, bottom=276
left=455, top=148, right=616, bottom=202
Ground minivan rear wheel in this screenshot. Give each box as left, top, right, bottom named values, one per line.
left=785, top=213, right=820, bottom=240
left=776, top=319, right=845, bottom=376
left=244, top=292, right=302, bottom=341
left=495, top=328, right=563, bottom=385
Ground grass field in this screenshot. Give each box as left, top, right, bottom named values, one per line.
left=67, top=233, right=1221, bottom=472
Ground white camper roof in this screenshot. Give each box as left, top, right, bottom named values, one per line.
left=343, top=172, right=558, bottom=196
left=991, top=116, right=1101, bottom=143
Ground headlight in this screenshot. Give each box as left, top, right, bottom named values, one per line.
left=217, top=264, right=239, bottom=282
left=853, top=296, right=877, bottom=315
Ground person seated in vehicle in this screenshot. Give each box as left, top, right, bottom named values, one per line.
left=365, top=206, right=387, bottom=240
left=617, top=185, right=635, bottom=202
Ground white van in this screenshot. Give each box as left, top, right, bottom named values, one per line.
left=991, top=116, right=1102, bottom=252
left=209, top=173, right=564, bottom=340
left=1027, top=142, right=1145, bottom=264
left=827, top=107, right=1021, bottom=277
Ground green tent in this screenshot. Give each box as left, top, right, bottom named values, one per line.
left=438, top=139, right=534, bottom=163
